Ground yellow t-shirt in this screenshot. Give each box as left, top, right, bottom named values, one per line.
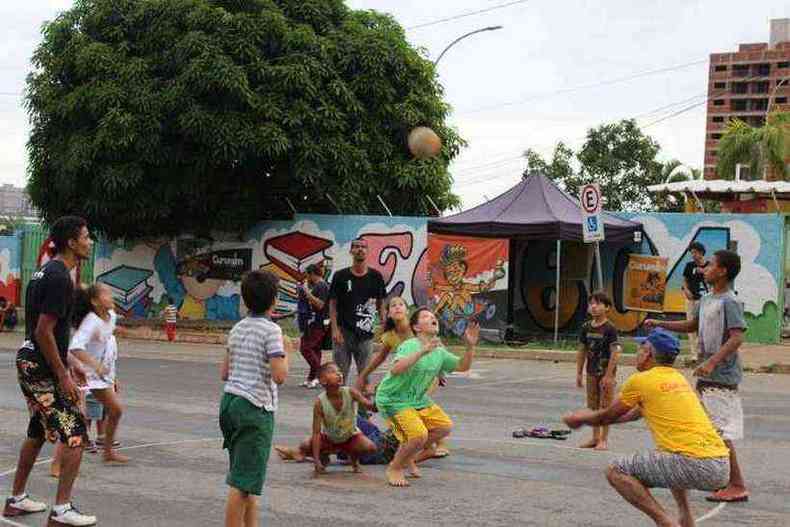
left=619, top=367, right=729, bottom=459
left=379, top=330, right=407, bottom=352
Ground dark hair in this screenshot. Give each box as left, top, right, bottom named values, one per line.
left=50, top=216, right=88, bottom=255
left=688, top=242, right=706, bottom=255
left=163, top=295, right=172, bottom=304
left=305, top=263, right=321, bottom=276
left=72, top=283, right=102, bottom=328
left=713, top=250, right=741, bottom=282
left=383, top=296, right=407, bottom=332
left=409, top=306, right=433, bottom=333
left=317, top=361, right=338, bottom=379
left=241, top=270, right=279, bottom=315
left=589, top=290, right=612, bottom=308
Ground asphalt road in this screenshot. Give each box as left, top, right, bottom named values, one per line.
left=1, top=348, right=789, bottom=526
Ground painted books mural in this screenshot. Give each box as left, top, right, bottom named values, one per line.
left=92, top=214, right=429, bottom=324
left=426, top=234, right=508, bottom=336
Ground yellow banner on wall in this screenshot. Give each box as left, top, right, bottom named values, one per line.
left=624, top=255, right=669, bottom=313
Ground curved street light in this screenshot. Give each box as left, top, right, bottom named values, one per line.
left=434, top=26, right=503, bottom=66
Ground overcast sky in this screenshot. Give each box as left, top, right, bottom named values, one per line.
left=1, top=1, right=787, bottom=209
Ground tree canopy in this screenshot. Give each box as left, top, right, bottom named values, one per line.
left=523, top=119, right=684, bottom=213
left=716, top=111, right=790, bottom=181
left=25, top=0, right=464, bottom=239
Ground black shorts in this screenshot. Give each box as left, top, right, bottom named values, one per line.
left=16, top=346, right=87, bottom=446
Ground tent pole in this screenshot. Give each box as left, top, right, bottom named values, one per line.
left=554, top=239, right=561, bottom=345
left=595, top=241, right=604, bottom=292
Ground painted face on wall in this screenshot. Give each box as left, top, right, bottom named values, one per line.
left=444, top=260, right=467, bottom=285
left=178, top=258, right=223, bottom=300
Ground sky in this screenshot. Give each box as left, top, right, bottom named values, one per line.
left=0, top=1, right=787, bottom=210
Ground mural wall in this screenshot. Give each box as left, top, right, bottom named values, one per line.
left=426, top=234, right=509, bottom=336
left=514, top=213, right=783, bottom=343
left=94, top=214, right=430, bottom=323
left=0, top=233, right=21, bottom=306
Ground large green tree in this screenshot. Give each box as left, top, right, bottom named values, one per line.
left=716, top=111, right=790, bottom=181
left=523, top=119, right=683, bottom=212
left=25, top=0, right=464, bottom=239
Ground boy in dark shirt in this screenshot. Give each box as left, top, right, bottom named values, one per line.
left=576, top=291, right=622, bottom=451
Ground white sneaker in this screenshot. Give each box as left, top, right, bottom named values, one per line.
left=300, top=380, right=310, bottom=388
left=307, top=379, right=321, bottom=389
left=3, top=494, right=47, bottom=517
left=48, top=503, right=96, bottom=526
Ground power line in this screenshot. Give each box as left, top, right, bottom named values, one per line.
left=457, top=59, right=707, bottom=115
left=453, top=73, right=771, bottom=186
left=407, top=0, right=529, bottom=30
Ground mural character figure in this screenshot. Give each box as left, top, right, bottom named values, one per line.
left=153, top=244, right=240, bottom=321
left=431, top=244, right=505, bottom=334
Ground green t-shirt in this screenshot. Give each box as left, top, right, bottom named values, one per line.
left=375, top=337, right=460, bottom=418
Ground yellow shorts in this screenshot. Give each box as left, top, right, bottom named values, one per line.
left=389, top=405, right=453, bottom=443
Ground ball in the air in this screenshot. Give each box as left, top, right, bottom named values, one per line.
left=408, top=126, right=442, bottom=159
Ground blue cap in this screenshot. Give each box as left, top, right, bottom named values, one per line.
left=634, top=328, right=680, bottom=357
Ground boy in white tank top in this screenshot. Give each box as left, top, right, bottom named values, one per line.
left=275, top=362, right=376, bottom=474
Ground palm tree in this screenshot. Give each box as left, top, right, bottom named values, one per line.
left=716, top=111, right=790, bottom=181
left=653, top=160, right=701, bottom=212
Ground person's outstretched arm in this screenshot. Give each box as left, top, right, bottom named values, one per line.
left=563, top=399, right=635, bottom=429
left=311, top=400, right=326, bottom=474
left=391, top=339, right=439, bottom=375
left=349, top=387, right=376, bottom=412
left=454, top=322, right=480, bottom=373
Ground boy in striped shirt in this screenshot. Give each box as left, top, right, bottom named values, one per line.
left=219, top=271, right=290, bottom=527
left=163, top=296, right=177, bottom=342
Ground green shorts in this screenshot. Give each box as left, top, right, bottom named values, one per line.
left=219, top=392, right=275, bottom=496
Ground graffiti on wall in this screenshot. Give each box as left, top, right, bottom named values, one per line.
left=515, top=213, right=782, bottom=343
left=0, top=234, right=21, bottom=306
left=94, top=214, right=429, bottom=322
left=427, top=234, right=508, bottom=336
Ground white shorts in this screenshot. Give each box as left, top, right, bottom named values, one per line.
left=699, top=387, right=743, bottom=441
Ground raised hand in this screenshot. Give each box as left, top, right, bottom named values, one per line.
left=463, top=321, right=480, bottom=348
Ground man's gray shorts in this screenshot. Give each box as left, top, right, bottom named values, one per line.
left=613, top=450, right=729, bottom=490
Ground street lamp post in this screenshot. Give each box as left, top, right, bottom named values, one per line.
left=434, top=26, right=503, bottom=66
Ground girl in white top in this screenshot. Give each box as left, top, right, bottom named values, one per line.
left=68, top=283, right=128, bottom=464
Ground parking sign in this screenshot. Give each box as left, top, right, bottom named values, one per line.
left=580, top=184, right=605, bottom=243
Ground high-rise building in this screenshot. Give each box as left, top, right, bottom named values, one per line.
left=704, top=19, right=790, bottom=180
left=0, top=183, right=37, bottom=217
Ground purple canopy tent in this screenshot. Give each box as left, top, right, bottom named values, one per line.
left=429, top=174, right=643, bottom=342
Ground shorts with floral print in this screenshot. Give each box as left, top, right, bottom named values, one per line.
left=16, top=346, right=87, bottom=447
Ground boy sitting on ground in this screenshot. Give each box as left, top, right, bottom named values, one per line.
left=275, top=362, right=377, bottom=474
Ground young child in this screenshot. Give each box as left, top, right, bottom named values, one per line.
left=163, top=296, right=177, bottom=342
left=376, top=308, right=479, bottom=487
left=576, top=291, right=622, bottom=451
left=220, top=270, right=290, bottom=527
left=355, top=296, right=413, bottom=396
left=274, top=362, right=377, bottom=474
left=646, top=249, right=748, bottom=503
left=68, top=283, right=128, bottom=464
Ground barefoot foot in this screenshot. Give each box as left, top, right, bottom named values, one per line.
left=274, top=446, right=305, bottom=462
left=594, top=441, right=608, bottom=451
left=578, top=439, right=598, bottom=449
left=103, top=451, right=129, bottom=465
left=407, top=460, right=422, bottom=479
left=386, top=465, right=409, bottom=487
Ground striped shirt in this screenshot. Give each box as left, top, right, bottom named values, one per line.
left=223, top=315, right=285, bottom=411
left=164, top=305, right=177, bottom=324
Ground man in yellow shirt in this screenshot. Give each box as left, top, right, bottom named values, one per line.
left=564, top=328, right=729, bottom=527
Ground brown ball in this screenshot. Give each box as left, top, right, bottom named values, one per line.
left=408, top=126, right=442, bottom=159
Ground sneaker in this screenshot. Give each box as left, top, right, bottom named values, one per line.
left=300, top=380, right=310, bottom=388
left=48, top=503, right=96, bottom=526
left=86, top=440, right=97, bottom=454
left=307, top=379, right=321, bottom=389
left=3, top=494, right=47, bottom=517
